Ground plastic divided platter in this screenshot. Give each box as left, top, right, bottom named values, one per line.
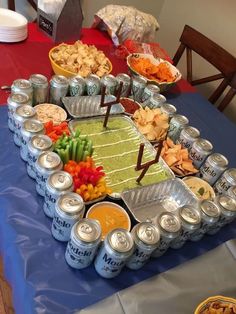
left=69, top=115, right=174, bottom=198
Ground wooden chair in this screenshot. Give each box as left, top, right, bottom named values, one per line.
left=173, top=24, right=236, bottom=111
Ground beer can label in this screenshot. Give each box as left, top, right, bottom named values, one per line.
left=51, top=212, right=77, bottom=242
left=126, top=246, right=153, bottom=270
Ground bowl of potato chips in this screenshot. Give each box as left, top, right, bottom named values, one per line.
left=49, top=41, right=112, bottom=78
left=194, top=295, right=236, bottom=314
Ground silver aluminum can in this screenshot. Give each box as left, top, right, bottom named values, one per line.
left=11, top=79, right=33, bottom=103
left=29, top=74, right=48, bottom=105
left=152, top=212, right=181, bottom=258
left=65, top=218, right=101, bottom=269
left=214, top=168, right=236, bottom=195
left=94, top=228, right=134, bottom=278
left=20, top=119, right=45, bottom=161
left=35, top=151, right=63, bottom=196
left=189, top=138, right=213, bottom=169
left=51, top=192, right=85, bottom=242
left=44, top=170, right=74, bottom=218
left=27, top=135, right=53, bottom=179
left=131, top=75, right=147, bottom=102
left=13, top=105, right=36, bottom=146
left=101, top=74, right=117, bottom=95
left=141, top=84, right=160, bottom=104
left=160, top=103, right=177, bottom=119
left=212, top=195, right=236, bottom=228
left=49, top=75, right=69, bottom=106
left=149, top=93, right=166, bottom=109
left=200, top=153, right=228, bottom=186
left=170, top=205, right=201, bottom=249
left=116, top=73, right=131, bottom=97
left=190, top=200, right=220, bottom=241
left=86, top=74, right=101, bottom=96
left=69, top=75, right=86, bottom=96
left=178, top=126, right=200, bottom=151
left=167, top=114, right=189, bottom=143
left=227, top=186, right=236, bottom=200
left=7, top=93, right=30, bottom=132
left=126, top=222, right=160, bottom=270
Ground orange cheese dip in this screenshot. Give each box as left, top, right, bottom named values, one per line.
left=87, top=205, right=130, bottom=239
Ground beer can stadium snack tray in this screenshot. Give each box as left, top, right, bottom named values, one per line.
left=194, top=295, right=236, bottom=314
left=69, top=115, right=174, bottom=198
left=62, top=95, right=124, bottom=118
left=121, top=178, right=198, bottom=222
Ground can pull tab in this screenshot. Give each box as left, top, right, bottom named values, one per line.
left=144, top=226, right=154, bottom=239
left=46, top=154, right=55, bottom=163
left=58, top=174, right=65, bottom=183
left=24, top=108, right=32, bottom=116
left=165, top=217, right=176, bottom=227
left=31, top=122, right=37, bottom=130
left=80, top=223, right=92, bottom=234
left=68, top=199, right=79, bottom=206
left=116, top=232, right=128, bottom=247
left=36, top=138, right=45, bottom=148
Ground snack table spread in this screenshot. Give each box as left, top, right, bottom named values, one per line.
left=0, top=23, right=236, bottom=314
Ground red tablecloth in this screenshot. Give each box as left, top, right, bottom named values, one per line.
left=0, top=23, right=194, bottom=105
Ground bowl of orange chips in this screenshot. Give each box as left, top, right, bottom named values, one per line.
left=194, top=295, right=236, bottom=314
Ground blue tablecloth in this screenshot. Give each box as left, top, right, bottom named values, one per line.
left=0, top=92, right=236, bottom=314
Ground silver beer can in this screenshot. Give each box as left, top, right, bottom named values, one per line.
left=131, top=75, right=147, bottom=102
left=69, top=75, right=86, bottom=96
left=27, top=135, right=53, bottom=179
left=213, top=195, right=236, bottom=228
left=94, top=228, right=134, bottom=278
left=190, top=200, right=220, bottom=241
left=44, top=170, right=74, bottom=218
left=49, top=75, right=69, bottom=106
left=13, top=105, right=36, bottom=146
left=29, top=74, right=48, bottom=105
left=101, top=74, right=117, bottom=95
left=51, top=192, right=85, bottom=242
left=20, top=119, right=45, bottom=161
left=167, top=114, right=189, bottom=143
left=189, top=138, right=213, bottom=169
left=7, top=93, right=30, bottom=132
left=160, top=103, right=177, bottom=119
left=152, top=212, right=181, bottom=258
left=141, top=84, right=160, bottom=104
left=170, top=205, right=201, bottom=249
left=178, top=126, right=200, bottom=151
left=116, top=73, right=131, bottom=97
left=149, top=93, right=166, bottom=109
left=35, top=151, right=63, bottom=196
left=200, top=153, right=228, bottom=186
left=126, top=222, right=160, bottom=270
left=11, top=79, right=33, bottom=104
left=227, top=186, right=236, bottom=199
left=214, top=168, right=236, bottom=195
left=86, top=74, right=101, bottom=96
left=65, top=218, right=101, bottom=269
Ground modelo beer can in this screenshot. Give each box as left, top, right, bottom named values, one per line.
left=86, top=74, right=101, bottom=96
left=51, top=192, right=85, bottom=242
left=149, top=93, right=166, bottom=109
left=27, top=135, right=53, bottom=179
left=214, top=168, right=236, bottom=195
left=94, top=228, right=134, bottom=278
left=49, top=75, right=69, bottom=106
left=170, top=205, right=201, bottom=249
left=13, top=105, right=36, bottom=146
left=212, top=195, right=236, bottom=228
left=29, top=74, right=48, bottom=105
left=190, top=200, right=220, bottom=241
left=189, top=138, right=213, bottom=169
left=69, top=75, right=86, bottom=96
left=11, top=79, right=33, bottom=104
left=200, top=153, right=228, bottom=186
left=35, top=151, right=63, bottom=197
left=152, top=212, right=181, bottom=258
left=65, top=218, right=101, bottom=269
left=44, top=170, right=74, bottom=218
left=126, top=222, right=160, bottom=270
left=167, top=114, right=189, bottom=143
left=178, top=126, right=200, bottom=151
left=101, top=74, right=117, bottom=95
left=20, top=119, right=45, bottom=161
left=227, top=186, right=236, bottom=200
left=116, top=73, right=131, bottom=97
left=141, top=84, right=160, bottom=104
left=7, top=92, right=30, bottom=132
left=160, top=103, right=177, bottom=119
left=131, top=75, right=147, bottom=102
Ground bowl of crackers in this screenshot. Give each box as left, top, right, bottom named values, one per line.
left=194, top=295, right=236, bottom=314
left=49, top=41, right=112, bottom=78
